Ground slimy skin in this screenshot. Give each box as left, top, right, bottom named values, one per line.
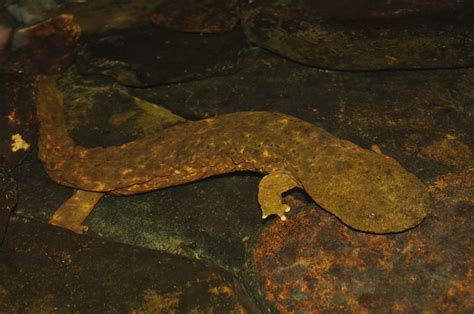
left=37, top=76, right=429, bottom=234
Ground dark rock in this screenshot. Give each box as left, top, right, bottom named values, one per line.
left=5, top=0, right=161, bottom=35
left=0, top=217, right=261, bottom=312
left=0, top=70, right=35, bottom=244
left=248, top=195, right=473, bottom=312
left=56, top=70, right=186, bottom=148
left=240, top=0, right=474, bottom=70
left=77, top=26, right=248, bottom=86
left=66, top=0, right=161, bottom=34
left=0, top=10, right=16, bottom=60
left=151, top=0, right=240, bottom=33
left=7, top=14, right=80, bottom=74
left=0, top=71, right=36, bottom=168
left=6, top=0, right=62, bottom=26
left=0, top=157, right=16, bottom=240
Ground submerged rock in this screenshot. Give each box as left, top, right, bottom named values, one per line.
left=241, top=0, right=474, bottom=70
left=151, top=0, right=240, bottom=33
left=6, top=0, right=62, bottom=26
left=249, top=196, right=473, bottom=312
left=0, top=71, right=36, bottom=168
left=0, top=217, right=260, bottom=312
left=78, top=26, right=248, bottom=86
left=0, top=71, right=36, bottom=241
left=0, top=10, right=16, bottom=58
left=8, top=14, right=80, bottom=74
left=0, top=158, right=16, bottom=236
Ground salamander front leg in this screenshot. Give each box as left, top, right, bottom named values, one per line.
left=258, top=170, right=301, bottom=221
left=49, top=190, right=104, bottom=234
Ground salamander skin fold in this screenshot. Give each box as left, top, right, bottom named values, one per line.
left=37, top=76, right=430, bottom=234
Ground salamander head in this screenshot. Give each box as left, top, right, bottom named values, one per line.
left=330, top=177, right=430, bottom=234
left=301, top=147, right=430, bottom=233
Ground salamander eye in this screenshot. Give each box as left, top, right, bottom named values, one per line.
left=368, top=212, right=376, bottom=219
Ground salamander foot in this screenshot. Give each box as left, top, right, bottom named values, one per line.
left=258, top=170, right=301, bottom=221
left=49, top=190, right=104, bottom=234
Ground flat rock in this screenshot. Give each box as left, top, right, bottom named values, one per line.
left=56, top=70, right=186, bottom=148
left=0, top=71, right=36, bottom=168
left=6, top=0, right=62, bottom=25
left=77, top=27, right=248, bottom=86
left=68, top=0, right=160, bottom=34
left=240, top=0, right=474, bottom=70
left=0, top=70, right=35, bottom=245
left=0, top=217, right=259, bottom=312
left=0, top=158, right=16, bottom=239
left=248, top=177, right=473, bottom=312
left=7, top=0, right=161, bottom=34
left=151, top=0, right=240, bottom=33
left=7, top=14, right=80, bottom=74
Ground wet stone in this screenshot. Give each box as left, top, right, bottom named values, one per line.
left=0, top=70, right=35, bottom=245
left=56, top=70, right=186, bottom=148
left=6, top=0, right=62, bottom=26
left=0, top=157, right=16, bottom=238
left=0, top=71, right=36, bottom=168
left=6, top=0, right=161, bottom=34
left=248, top=198, right=473, bottom=312
left=151, top=0, right=240, bottom=33
left=6, top=14, right=80, bottom=74
left=0, top=217, right=260, bottom=312
left=77, top=26, right=248, bottom=87
left=0, top=10, right=15, bottom=61
left=67, top=0, right=160, bottom=35
left=240, top=0, right=474, bottom=70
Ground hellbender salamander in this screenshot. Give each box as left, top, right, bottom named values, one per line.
left=37, top=76, right=429, bottom=234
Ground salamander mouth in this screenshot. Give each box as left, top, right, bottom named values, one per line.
left=339, top=195, right=430, bottom=234
left=352, top=213, right=426, bottom=234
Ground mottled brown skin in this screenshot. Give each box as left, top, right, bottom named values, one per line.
left=37, top=76, right=429, bottom=233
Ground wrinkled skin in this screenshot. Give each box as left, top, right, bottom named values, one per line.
left=37, top=76, right=429, bottom=233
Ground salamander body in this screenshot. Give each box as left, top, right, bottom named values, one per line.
left=37, top=76, right=429, bottom=233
